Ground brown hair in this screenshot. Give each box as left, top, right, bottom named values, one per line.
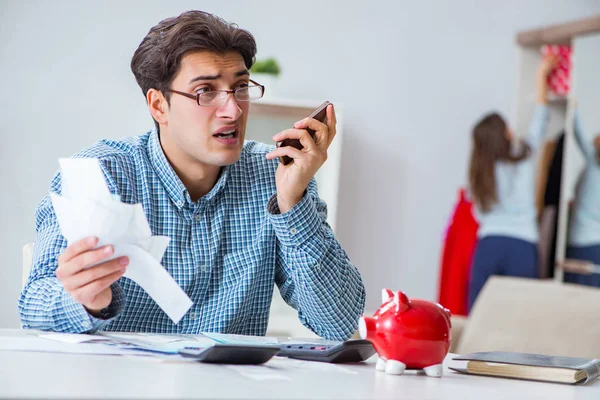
left=131, top=10, right=257, bottom=129
left=469, top=113, right=530, bottom=213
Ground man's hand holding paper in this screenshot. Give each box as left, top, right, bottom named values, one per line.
left=50, top=158, right=192, bottom=324
left=56, top=236, right=128, bottom=316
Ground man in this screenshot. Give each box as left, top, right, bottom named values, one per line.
left=18, top=10, right=365, bottom=340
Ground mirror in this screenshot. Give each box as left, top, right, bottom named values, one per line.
left=556, top=33, right=600, bottom=287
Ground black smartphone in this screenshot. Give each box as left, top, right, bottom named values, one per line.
left=277, top=101, right=332, bottom=165
left=177, top=344, right=280, bottom=364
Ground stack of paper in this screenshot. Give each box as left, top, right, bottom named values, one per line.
left=50, top=158, right=193, bottom=323
left=37, top=332, right=215, bottom=355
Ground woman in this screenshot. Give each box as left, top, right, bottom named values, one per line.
left=564, top=111, right=600, bottom=287
left=467, top=56, right=557, bottom=310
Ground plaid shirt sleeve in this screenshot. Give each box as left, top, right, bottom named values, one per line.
left=18, top=161, right=125, bottom=333
left=269, top=179, right=366, bottom=341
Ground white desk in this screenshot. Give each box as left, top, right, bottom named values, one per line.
left=1, top=329, right=599, bottom=399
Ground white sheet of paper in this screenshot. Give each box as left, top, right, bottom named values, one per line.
left=269, top=357, right=358, bottom=375
left=143, top=236, right=171, bottom=262
left=38, top=333, right=108, bottom=344
left=0, top=337, right=149, bottom=356
left=51, top=158, right=193, bottom=323
left=113, top=244, right=192, bottom=324
left=59, top=158, right=113, bottom=203
left=99, top=333, right=187, bottom=345
left=37, top=332, right=188, bottom=346
left=226, top=365, right=292, bottom=381
left=50, top=194, right=119, bottom=246
left=37, top=332, right=217, bottom=356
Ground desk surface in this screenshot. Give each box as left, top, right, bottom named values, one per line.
left=1, top=329, right=599, bottom=399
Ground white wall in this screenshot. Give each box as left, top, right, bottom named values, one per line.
left=1, top=0, right=600, bottom=327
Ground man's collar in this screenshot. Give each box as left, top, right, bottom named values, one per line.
left=147, top=128, right=231, bottom=209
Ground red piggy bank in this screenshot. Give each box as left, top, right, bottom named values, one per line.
left=359, top=289, right=452, bottom=377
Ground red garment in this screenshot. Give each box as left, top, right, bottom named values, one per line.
left=437, top=188, right=479, bottom=316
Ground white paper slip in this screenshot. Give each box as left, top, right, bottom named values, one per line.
left=38, top=333, right=108, bottom=344
left=0, top=337, right=149, bottom=357
left=113, top=244, right=192, bottom=324
left=59, top=158, right=113, bottom=203
left=227, top=365, right=292, bottom=381
left=100, top=333, right=187, bottom=345
left=50, top=195, right=118, bottom=246
left=51, top=157, right=193, bottom=323
left=37, top=332, right=216, bottom=356
left=270, top=357, right=358, bottom=375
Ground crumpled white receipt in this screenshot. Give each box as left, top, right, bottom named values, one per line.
left=50, top=158, right=193, bottom=324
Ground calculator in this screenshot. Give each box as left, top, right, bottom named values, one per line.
left=277, top=340, right=376, bottom=363
left=178, top=344, right=280, bottom=364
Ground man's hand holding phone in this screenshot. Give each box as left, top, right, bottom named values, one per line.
left=265, top=102, right=337, bottom=213
left=55, top=236, right=129, bottom=317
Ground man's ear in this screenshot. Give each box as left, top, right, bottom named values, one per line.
left=147, top=89, right=168, bottom=125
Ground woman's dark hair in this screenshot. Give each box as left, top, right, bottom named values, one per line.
left=469, top=113, right=530, bottom=212
left=131, top=10, right=257, bottom=129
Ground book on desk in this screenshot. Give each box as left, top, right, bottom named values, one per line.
left=450, top=351, right=600, bottom=384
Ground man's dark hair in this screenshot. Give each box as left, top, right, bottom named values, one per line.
left=131, top=10, right=257, bottom=129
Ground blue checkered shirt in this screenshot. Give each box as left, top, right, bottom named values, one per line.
left=18, top=130, right=366, bottom=340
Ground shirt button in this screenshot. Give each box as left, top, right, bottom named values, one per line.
left=190, top=311, right=197, bottom=320
left=176, top=200, right=183, bottom=207
left=200, top=265, right=207, bottom=273
left=290, top=227, right=298, bottom=235
left=195, top=214, right=202, bottom=222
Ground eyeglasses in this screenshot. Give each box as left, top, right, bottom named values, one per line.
left=165, top=79, right=265, bottom=107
